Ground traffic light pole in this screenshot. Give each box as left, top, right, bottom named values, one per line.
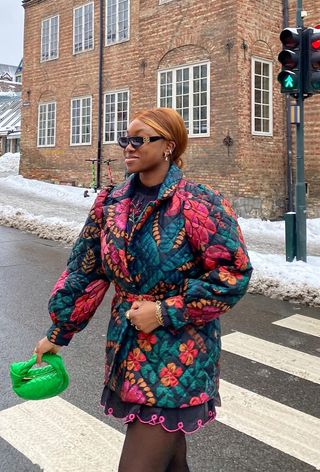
left=295, top=0, right=307, bottom=261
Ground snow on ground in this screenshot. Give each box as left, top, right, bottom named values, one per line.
left=0, top=153, right=319, bottom=307
left=0, top=152, right=20, bottom=174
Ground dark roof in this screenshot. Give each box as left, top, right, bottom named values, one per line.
left=0, top=64, right=18, bottom=81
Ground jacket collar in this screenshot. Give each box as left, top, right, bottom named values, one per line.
left=110, top=164, right=183, bottom=202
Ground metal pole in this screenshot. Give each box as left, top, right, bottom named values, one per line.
left=295, top=0, right=307, bottom=261
left=96, top=0, right=104, bottom=189
left=284, top=0, right=293, bottom=212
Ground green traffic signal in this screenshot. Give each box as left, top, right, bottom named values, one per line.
left=277, top=71, right=298, bottom=92
left=284, top=75, right=295, bottom=88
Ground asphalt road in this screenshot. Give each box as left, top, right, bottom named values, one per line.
left=0, top=226, right=319, bottom=472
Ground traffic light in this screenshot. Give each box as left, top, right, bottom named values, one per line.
left=303, top=27, right=320, bottom=95
left=278, top=28, right=302, bottom=96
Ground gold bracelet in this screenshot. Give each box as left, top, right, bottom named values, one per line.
left=155, top=300, right=164, bottom=326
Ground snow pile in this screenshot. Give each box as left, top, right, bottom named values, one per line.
left=0, top=152, right=20, bottom=174
left=0, top=206, right=82, bottom=245
left=0, top=153, right=319, bottom=307
left=2, top=174, right=95, bottom=208
left=248, top=252, right=320, bottom=306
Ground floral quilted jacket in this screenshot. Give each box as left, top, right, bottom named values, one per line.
left=47, top=164, right=252, bottom=409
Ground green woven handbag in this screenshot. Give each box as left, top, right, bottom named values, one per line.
left=9, top=353, right=69, bottom=400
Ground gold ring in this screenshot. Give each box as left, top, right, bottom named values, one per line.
left=125, top=310, right=131, bottom=320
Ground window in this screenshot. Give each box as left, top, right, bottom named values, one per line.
left=37, top=102, right=56, bottom=147
left=252, top=58, right=273, bottom=136
left=71, top=96, right=92, bottom=145
left=158, top=63, right=210, bottom=136
left=104, top=90, right=129, bottom=142
left=41, top=16, right=59, bottom=62
left=74, top=3, right=94, bottom=54
left=106, top=0, right=129, bottom=45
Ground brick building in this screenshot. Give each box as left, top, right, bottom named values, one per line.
left=20, top=0, right=320, bottom=218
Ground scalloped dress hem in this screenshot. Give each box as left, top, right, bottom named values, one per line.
left=100, top=387, right=217, bottom=435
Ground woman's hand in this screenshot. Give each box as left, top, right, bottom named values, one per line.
left=127, top=300, right=161, bottom=333
left=33, top=337, right=61, bottom=364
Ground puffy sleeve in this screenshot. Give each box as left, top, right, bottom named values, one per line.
left=46, top=188, right=111, bottom=346
left=162, top=187, right=253, bottom=330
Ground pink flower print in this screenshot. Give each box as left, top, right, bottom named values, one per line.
left=184, top=200, right=216, bottom=249
left=114, top=199, right=131, bottom=231
left=104, top=242, right=129, bottom=277
left=70, top=279, right=108, bottom=324
left=121, top=380, right=146, bottom=403
left=50, top=270, right=69, bottom=297
left=203, top=245, right=232, bottom=271
left=189, top=392, right=210, bottom=406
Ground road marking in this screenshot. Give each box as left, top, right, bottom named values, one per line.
left=222, top=331, right=320, bottom=384
left=218, top=380, right=320, bottom=470
left=273, top=314, right=320, bottom=338
left=0, top=397, right=124, bottom=472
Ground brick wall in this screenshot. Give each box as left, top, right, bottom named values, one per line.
left=20, top=0, right=320, bottom=218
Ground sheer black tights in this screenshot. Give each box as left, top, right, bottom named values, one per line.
left=118, top=421, right=190, bottom=472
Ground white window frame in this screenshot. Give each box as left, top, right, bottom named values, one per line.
left=70, top=96, right=92, bottom=146
left=159, top=0, right=174, bottom=4
left=157, top=62, right=210, bottom=137
left=251, top=57, right=273, bottom=136
left=73, top=2, right=94, bottom=54
left=37, top=102, right=56, bottom=147
left=106, top=0, right=130, bottom=46
left=40, top=15, right=59, bottom=62
left=103, top=90, right=129, bottom=143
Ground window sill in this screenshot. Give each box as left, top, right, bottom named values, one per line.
left=105, top=37, right=130, bottom=47
left=70, top=142, right=92, bottom=147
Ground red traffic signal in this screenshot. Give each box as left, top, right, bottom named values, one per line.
left=304, top=27, right=320, bottom=94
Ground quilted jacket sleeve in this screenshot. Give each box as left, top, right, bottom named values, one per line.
left=162, top=187, right=253, bottom=330
left=46, top=189, right=111, bottom=346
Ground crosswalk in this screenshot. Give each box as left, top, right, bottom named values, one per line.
left=1, top=312, right=320, bottom=471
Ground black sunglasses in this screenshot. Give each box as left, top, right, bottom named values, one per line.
left=118, top=136, right=164, bottom=149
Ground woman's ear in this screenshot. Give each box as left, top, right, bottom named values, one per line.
left=169, top=141, right=176, bottom=154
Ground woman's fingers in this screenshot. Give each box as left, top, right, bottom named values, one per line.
left=131, top=300, right=141, bottom=310
left=34, top=348, right=42, bottom=365
left=127, top=301, right=159, bottom=333
left=33, top=337, right=61, bottom=365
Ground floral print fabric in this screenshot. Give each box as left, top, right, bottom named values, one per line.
left=47, top=164, right=252, bottom=411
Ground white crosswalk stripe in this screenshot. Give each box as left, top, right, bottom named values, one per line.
left=1, top=313, right=320, bottom=471
left=0, top=397, right=124, bottom=472
left=217, top=380, right=320, bottom=470
left=222, top=331, right=320, bottom=384
left=273, top=314, right=320, bottom=338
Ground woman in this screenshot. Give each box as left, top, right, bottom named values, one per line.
left=34, top=107, right=252, bottom=472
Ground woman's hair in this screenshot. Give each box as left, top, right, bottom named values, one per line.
left=134, top=107, right=188, bottom=168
